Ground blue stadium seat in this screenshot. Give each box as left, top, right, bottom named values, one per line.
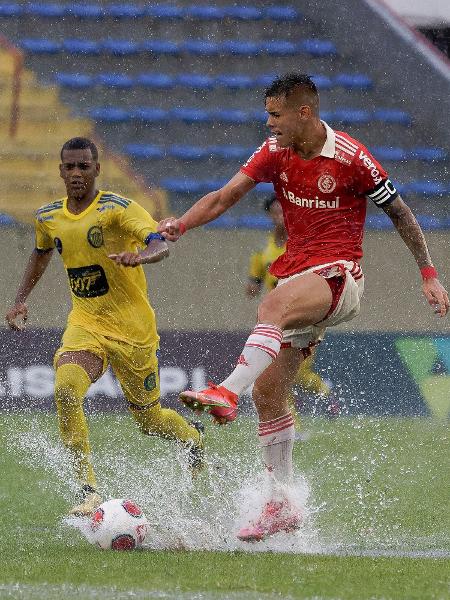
left=67, top=4, right=103, bottom=19
left=208, top=146, right=251, bottom=160
left=168, top=145, right=209, bottom=160
left=371, top=147, right=408, bottom=161
left=310, top=74, right=333, bottom=89
left=223, top=6, right=263, bottom=20
left=101, top=40, right=139, bottom=55
left=27, top=3, right=65, bottom=17
left=55, top=73, right=94, bottom=88
left=136, top=73, right=174, bottom=88
left=372, top=109, right=411, bottom=125
left=198, top=179, right=228, bottom=193
left=334, top=73, right=373, bottom=90
left=20, top=38, right=60, bottom=53
left=141, top=40, right=179, bottom=54
left=0, top=4, right=22, bottom=17
left=404, top=181, right=448, bottom=196
left=204, top=215, right=239, bottom=229
left=298, top=39, right=337, bottom=56
left=63, top=39, right=100, bottom=54
left=89, top=107, right=130, bottom=122
left=123, top=144, right=164, bottom=159
left=215, top=74, right=253, bottom=89
left=107, top=4, right=145, bottom=19
left=331, top=109, right=371, bottom=124
left=161, top=178, right=203, bottom=194
left=255, top=183, right=275, bottom=194
left=131, top=108, right=168, bottom=122
left=260, top=40, right=297, bottom=55
left=185, top=6, right=225, bottom=20
left=254, top=74, right=278, bottom=87
left=96, top=73, right=134, bottom=88
left=365, top=215, right=393, bottom=230
left=251, top=110, right=268, bottom=123
left=416, top=215, right=444, bottom=230
left=146, top=5, right=184, bottom=19
left=212, top=109, right=249, bottom=124
left=170, top=108, right=211, bottom=123
left=221, top=40, right=261, bottom=56
left=264, top=6, right=300, bottom=21
left=408, top=148, right=448, bottom=161
left=181, top=40, right=221, bottom=55
left=238, top=215, right=272, bottom=229
left=176, top=73, right=215, bottom=89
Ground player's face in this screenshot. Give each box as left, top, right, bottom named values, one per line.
left=60, top=148, right=100, bottom=200
left=265, top=96, right=308, bottom=147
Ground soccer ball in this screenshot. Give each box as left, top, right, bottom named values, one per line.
left=89, top=498, right=149, bottom=550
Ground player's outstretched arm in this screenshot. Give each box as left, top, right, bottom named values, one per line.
left=158, top=172, right=256, bottom=241
left=108, top=236, right=169, bottom=267
left=5, top=248, right=54, bottom=330
left=383, top=196, right=449, bottom=317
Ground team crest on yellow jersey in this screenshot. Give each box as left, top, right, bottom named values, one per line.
left=87, top=225, right=104, bottom=248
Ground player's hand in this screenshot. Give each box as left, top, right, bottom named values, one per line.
left=5, top=302, right=28, bottom=331
left=108, top=252, right=142, bottom=267
left=422, top=278, right=449, bottom=317
left=157, top=218, right=183, bottom=242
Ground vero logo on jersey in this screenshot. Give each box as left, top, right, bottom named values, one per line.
left=359, top=151, right=383, bottom=185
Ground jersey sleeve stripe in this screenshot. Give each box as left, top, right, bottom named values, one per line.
left=335, top=134, right=358, bottom=151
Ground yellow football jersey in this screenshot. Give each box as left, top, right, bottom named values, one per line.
left=248, top=232, right=286, bottom=291
left=34, top=190, right=160, bottom=346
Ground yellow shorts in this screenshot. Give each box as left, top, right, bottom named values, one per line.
left=54, top=325, right=160, bottom=408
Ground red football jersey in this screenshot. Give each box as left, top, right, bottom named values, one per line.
left=240, top=122, right=398, bottom=277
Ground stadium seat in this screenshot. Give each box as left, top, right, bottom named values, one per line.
left=131, top=108, right=168, bottom=122
left=67, top=4, right=103, bottom=19
left=0, top=3, right=22, bottom=17
left=141, top=40, right=179, bottom=54
left=136, top=73, right=175, bottom=88
left=170, top=108, right=211, bottom=123
left=223, top=6, right=263, bottom=20
left=298, top=39, right=338, bottom=56
left=181, top=40, right=221, bottom=55
left=238, top=215, right=272, bottom=229
left=214, top=74, right=253, bottom=89
left=310, top=74, right=333, bottom=89
left=0, top=213, right=17, bottom=225
left=416, top=215, right=444, bottom=230
left=176, top=74, right=215, bottom=89
left=372, top=109, right=412, bottom=125
left=107, top=4, right=145, bottom=19
left=404, top=181, right=448, bottom=195
left=89, top=107, right=130, bottom=122
left=101, top=40, right=139, bottom=56
left=254, top=74, right=278, bottom=87
left=123, top=144, right=164, bottom=159
left=221, top=40, right=261, bottom=56
left=212, top=109, right=250, bottom=124
left=365, top=215, right=393, bottom=230
left=96, top=73, right=134, bottom=88
left=168, top=145, right=209, bottom=160
left=184, top=6, right=225, bottom=20
left=208, top=146, right=251, bottom=160
left=251, top=110, right=268, bottom=123
left=55, top=73, right=94, bottom=89
left=145, top=5, right=184, bottom=19
left=408, top=148, right=448, bottom=161
left=62, top=39, right=100, bottom=54
left=256, top=183, right=275, bottom=194
left=204, top=215, right=239, bottom=229
left=334, top=73, right=373, bottom=90
left=371, top=147, right=408, bottom=161
left=331, top=109, right=371, bottom=124
left=160, top=178, right=203, bottom=194
left=27, top=3, right=65, bottom=18
left=260, top=40, right=298, bottom=55
left=20, top=38, right=60, bottom=53
left=264, top=6, right=300, bottom=21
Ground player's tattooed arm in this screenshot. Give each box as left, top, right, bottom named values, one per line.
left=383, top=196, right=449, bottom=317
left=6, top=248, right=54, bottom=330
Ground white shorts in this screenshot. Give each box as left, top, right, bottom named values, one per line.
left=278, top=260, right=365, bottom=352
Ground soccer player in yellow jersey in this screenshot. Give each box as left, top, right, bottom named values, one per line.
left=6, top=137, right=204, bottom=516
left=246, top=196, right=339, bottom=427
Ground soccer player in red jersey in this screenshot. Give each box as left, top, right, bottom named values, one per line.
left=158, top=73, right=449, bottom=542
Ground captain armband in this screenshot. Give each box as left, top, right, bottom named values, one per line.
left=366, top=179, right=398, bottom=207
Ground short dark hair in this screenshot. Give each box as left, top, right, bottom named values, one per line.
left=265, top=73, right=317, bottom=100
left=60, top=137, right=99, bottom=161
left=264, top=195, right=277, bottom=212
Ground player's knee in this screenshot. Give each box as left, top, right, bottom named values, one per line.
left=257, top=295, right=286, bottom=328
left=54, top=363, right=91, bottom=406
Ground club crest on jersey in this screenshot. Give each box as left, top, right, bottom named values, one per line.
left=87, top=226, right=104, bottom=248
left=318, top=174, right=336, bottom=194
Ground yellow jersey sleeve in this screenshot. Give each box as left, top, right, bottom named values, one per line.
left=117, top=199, right=158, bottom=245
left=34, top=212, right=55, bottom=251
left=248, top=251, right=265, bottom=282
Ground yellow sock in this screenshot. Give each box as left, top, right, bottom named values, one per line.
left=130, top=402, right=201, bottom=446
left=295, top=356, right=330, bottom=396
left=54, top=363, right=97, bottom=489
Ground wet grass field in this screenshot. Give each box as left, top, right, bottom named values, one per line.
left=0, top=413, right=448, bottom=600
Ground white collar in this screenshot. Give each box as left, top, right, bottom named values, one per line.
left=319, top=120, right=336, bottom=158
